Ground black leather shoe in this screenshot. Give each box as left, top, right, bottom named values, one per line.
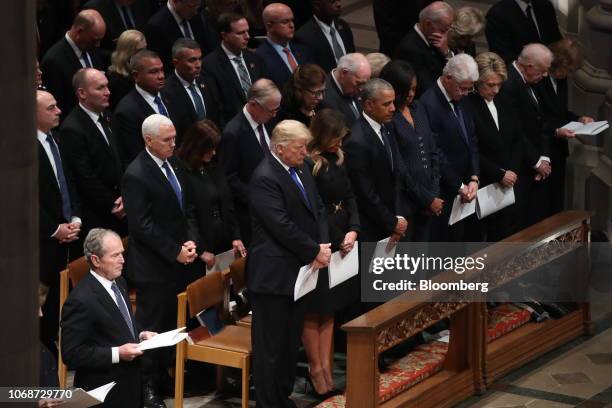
left=143, top=383, right=166, bottom=408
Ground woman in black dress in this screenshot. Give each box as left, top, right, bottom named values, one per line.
left=175, top=120, right=246, bottom=276
left=380, top=60, right=442, bottom=242
left=277, top=63, right=327, bottom=126
left=107, top=30, right=146, bottom=111
left=303, top=109, right=360, bottom=395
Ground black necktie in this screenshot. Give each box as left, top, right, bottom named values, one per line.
left=82, top=51, right=92, bottom=68
left=111, top=282, right=136, bottom=339
left=97, top=114, right=123, bottom=176
left=451, top=101, right=469, bottom=144
left=380, top=126, right=394, bottom=170
left=46, top=133, right=72, bottom=221
left=257, top=124, right=271, bottom=157
left=525, top=3, right=541, bottom=40
left=120, top=6, right=135, bottom=30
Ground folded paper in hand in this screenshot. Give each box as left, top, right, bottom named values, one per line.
left=476, top=183, right=515, bottom=219
left=329, top=244, right=359, bottom=289
left=562, top=120, right=609, bottom=136
left=449, top=194, right=476, bottom=225
left=137, top=327, right=188, bottom=351
left=59, top=381, right=116, bottom=408
left=206, top=248, right=237, bottom=273
left=294, top=264, right=319, bottom=301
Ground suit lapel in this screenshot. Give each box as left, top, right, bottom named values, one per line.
left=272, top=158, right=315, bottom=215
left=38, top=141, right=61, bottom=196
left=218, top=51, right=247, bottom=102
left=361, top=118, right=392, bottom=173
left=143, top=152, right=184, bottom=212
left=434, top=86, right=469, bottom=146
left=90, top=274, right=137, bottom=341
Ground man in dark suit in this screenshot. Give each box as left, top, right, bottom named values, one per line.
left=113, top=49, right=178, bottom=166
left=122, top=114, right=200, bottom=407
left=248, top=119, right=331, bottom=408
left=161, top=38, right=221, bottom=142
left=61, top=228, right=158, bottom=408
left=60, top=68, right=126, bottom=238
left=395, top=1, right=455, bottom=97
left=343, top=78, right=408, bottom=243
left=373, top=0, right=434, bottom=56
left=500, top=43, right=556, bottom=227
left=420, top=54, right=480, bottom=242
left=218, top=79, right=281, bottom=244
left=41, top=9, right=107, bottom=120
left=320, top=52, right=371, bottom=127
left=486, top=0, right=562, bottom=64
left=256, top=2, right=312, bottom=88
left=37, top=90, right=82, bottom=357
left=82, top=0, right=153, bottom=57
left=145, top=0, right=218, bottom=72
left=294, top=0, right=355, bottom=73
left=202, top=12, right=268, bottom=123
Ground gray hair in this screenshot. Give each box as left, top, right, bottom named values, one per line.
left=129, top=49, right=160, bottom=73
left=83, top=228, right=120, bottom=268
left=270, top=120, right=312, bottom=150
left=337, top=53, right=369, bottom=74
left=247, top=78, right=280, bottom=105
left=361, top=78, right=394, bottom=102
left=518, top=43, right=554, bottom=66
left=366, top=53, right=391, bottom=78
left=142, top=114, right=174, bottom=140
left=452, top=7, right=484, bottom=37
left=443, top=53, right=479, bottom=82
left=171, top=38, right=201, bottom=59
left=419, top=1, right=454, bottom=23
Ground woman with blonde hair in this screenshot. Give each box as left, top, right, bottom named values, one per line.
left=468, top=51, right=523, bottom=240
left=302, top=108, right=360, bottom=395
left=448, top=6, right=485, bottom=56
left=107, top=29, right=147, bottom=110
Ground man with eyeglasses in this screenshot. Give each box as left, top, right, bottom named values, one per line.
left=256, top=3, right=313, bottom=88
left=218, top=79, right=281, bottom=244
left=420, top=53, right=480, bottom=242
left=395, top=1, right=455, bottom=97
left=295, top=0, right=355, bottom=73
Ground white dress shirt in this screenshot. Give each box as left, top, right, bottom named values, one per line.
left=135, top=85, right=168, bottom=115
left=243, top=106, right=270, bottom=148
left=175, top=70, right=205, bottom=113
left=145, top=148, right=182, bottom=191
left=79, top=103, right=109, bottom=145
left=222, top=42, right=252, bottom=84
left=485, top=99, right=499, bottom=130
left=65, top=32, right=92, bottom=68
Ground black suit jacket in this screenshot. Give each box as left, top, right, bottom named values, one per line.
left=39, top=135, right=82, bottom=284
left=41, top=38, right=105, bottom=120
left=319, top=74, right=362, bottom=127
left=540, top=77, right=577, bottom=158
left=294, top=16, right=355, bottom=73
left=500, top=64, right=549, bottom=167
left=83, top=0, right=153, bottom=56
left=112, top=88, right=177, bottom=166
left=395, top=27, right=447, bottom=97
left=255, top=39, right=313, bottom=88
left=343, top=116, right=403, bottom=241
left=373, top=0, right=433, bottom=55
left=160, top=73, right=221, bottom=142
left=468, top=93, right=523, bottom=186
left=247, top=157, right=328, bottom=296
left=420, top=83, right=479, bottom=198
left=61, top=274, right=141, bottom=407
left=486, top=0, right=562, bottom=63
left=122, top=152, right=199, bottom=284
left=145, top=5, right=218, bottom=72
left=201, top=47, right=268, bottom=124
left=59, top=105, right=124, bottom=233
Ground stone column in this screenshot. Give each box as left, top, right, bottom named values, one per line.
left=0, top=0, right=39, bottom=401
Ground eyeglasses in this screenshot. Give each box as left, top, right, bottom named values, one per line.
left=256, top=100, right=280, bottom=114
left=303, top=88, right=326, bottom=98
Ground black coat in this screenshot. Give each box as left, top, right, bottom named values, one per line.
left=319, top=74, right=362, bottom=127
left=343, top=116, right=403, bottom=241
left=41, top=38, right=105, bottom=121
left=201, top=47, right=267, bottom=124
left=61, top=274, right=141, bottom=408
left=59, top=105, right=124, bottom=233
left=395, top=27, right=447, bottom=97
left=107, top=71, right=134, bottom=112
left=373, top=0, right=433, bottom=56
left=144, top=5, right=218, bottom=72
left=294, top=16, right=355, bottom=73
left=121, top=152, right=199, bottom=284
left=247, top=157, right=328, bottom=296
left=485, top=0, right=562, bottom=63
left=255, top=39, right=313, bottom=89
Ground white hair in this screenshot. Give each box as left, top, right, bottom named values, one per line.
left=141, top=114, right=174, bottom=140
left=443, top=53, right=479, bottom=82
left=337, top=52, right=369, bottom=74
left=518, top=43, right=554, bottom=66
left=419, top=1, right=454, bottom=23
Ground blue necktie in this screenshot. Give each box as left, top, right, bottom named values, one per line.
left=181, top=19, right=193, bottom=39
left=451, top=101, right=469, bottom=144
left=162, top=161, right=183, bottom=209
left=111, top=282, right=136, bottom=339
left=289, top=167, right=311, bottom=209
left=120, top=6, right=135, bottom=29
left=82, top=51, right=92, bottom=68
left=188, top=83, right=206, bottom=119
left=46, top=134, right=72, bottom=221
left=154, top=95, right=169, bottom=116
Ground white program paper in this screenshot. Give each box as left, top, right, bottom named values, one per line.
left=475, top=183, right=515, bottom=219
left=60, top=382, right=116, bottom=408
left=294, top=264, right=319, bottom=301
left=137, top=327, right=188, bottom=351
left=368, top=237, right=397, bottom=273
left=206, top=249, right=237, bottom=273
left=562, top=120, right=609, bottom=136
left=448, top=194, right=476, bottom=225
left=328, top=245, right=359, bottom=289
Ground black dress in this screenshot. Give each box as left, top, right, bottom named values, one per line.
left=306, top=153, right=360, bottom=314
left=107, top=71, right=134, bottom=112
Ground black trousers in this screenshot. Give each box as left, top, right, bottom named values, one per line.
left=250, top=291, right=306, bottom=408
